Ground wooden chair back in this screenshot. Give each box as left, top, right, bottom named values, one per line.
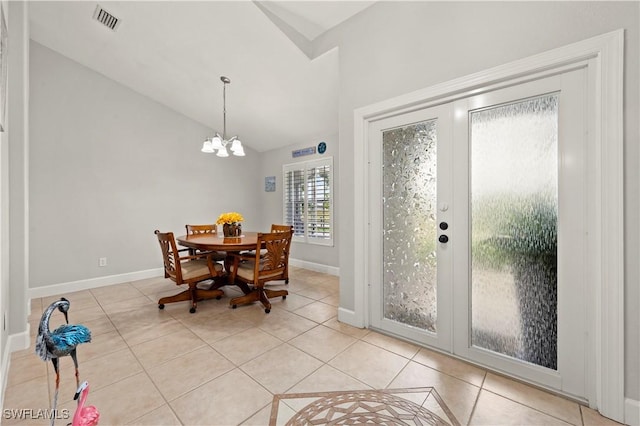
left=154, top=229, right=224, bottom=313
left=154, top=230, right=182, bottom=282
left=270, top=225, right=293, bottom=282
left=252, top=230, right=293, bottom=286
left=185, top=223, right=227, bottom=260
left=271, top=224, right=293, bottom=233
left=186, top=224, right=217, bottom=235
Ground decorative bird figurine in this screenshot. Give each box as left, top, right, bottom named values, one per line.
left=72, top=381, right=99, bottom=426
left=35, top=297, right=91, bottom=426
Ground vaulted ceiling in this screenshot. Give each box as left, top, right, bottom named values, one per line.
left=28, top=1, right=375, bottom=152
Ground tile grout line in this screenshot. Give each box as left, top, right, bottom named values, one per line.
left=91, top=288, right=191, bottom=425
left=467, top=370, right=487, bottom=424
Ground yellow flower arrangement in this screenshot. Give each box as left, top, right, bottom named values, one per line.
left=216, top=212, right=244, bottom=225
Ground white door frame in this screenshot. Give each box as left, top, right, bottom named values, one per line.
left=367, top=104, right=454, bottom=352
left=349, top=30, right=624, bottom=421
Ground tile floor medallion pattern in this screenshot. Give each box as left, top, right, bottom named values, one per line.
left=270, top=387, right=460, bottom=426
left=4, top=266, right=626, bottom=425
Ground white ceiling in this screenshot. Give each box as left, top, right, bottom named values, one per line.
left=28, top=1, right=375, bottom=153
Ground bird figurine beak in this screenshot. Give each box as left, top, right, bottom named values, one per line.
left=63, top=311, right=69, bottom=324
left=74, top=381, right=88, bottom=400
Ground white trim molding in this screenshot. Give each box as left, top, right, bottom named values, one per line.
left=28, top=268, right=164, bottom=299
left=28, top=261, right=339, bottom=300
left=289, top=258, right=339, bottom=276
left=338, top=307, right=362, bottom=327
left=353, top=30, right=624, bottom=421
left=1, top=323, right=30, bottom=409
left=626, top=398, right=640, bottom=426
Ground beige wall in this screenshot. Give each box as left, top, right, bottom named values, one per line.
left=28, top=41, right=263, bottom=287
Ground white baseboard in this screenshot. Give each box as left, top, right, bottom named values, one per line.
left=28, top=268, right=164, bottom=299
left=626, top=398, right=640, bottom=425
left=0, top=334, right=10, bottom=410
left=28, top=260, right=338, bottom=300
left=338, top=307, right=365, bottom=328
left=1, top=323, right=30, bottom=409
left=290, top=258, right=339, bottom=276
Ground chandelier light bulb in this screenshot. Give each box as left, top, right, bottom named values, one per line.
left=211, top=136, right=223, bottom=150
left=233, top=146, right=245, bottom=156
left=201, top=139, right=214, bottom=153
left=216, top=146, right=229, bottom=157
left=230, top=139, right=242, bottom=153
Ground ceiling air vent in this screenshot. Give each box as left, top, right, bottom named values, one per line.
left=92, top=5, right=121, bottom=31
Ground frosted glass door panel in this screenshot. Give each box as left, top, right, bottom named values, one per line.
left=470, top=95, right=558, bottom=369
left=382, top=120, right=437, bottom=332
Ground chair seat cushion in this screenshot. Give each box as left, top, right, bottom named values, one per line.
left=181, top=259, right=222, bottom=280
left=236, top=259, right=283, bottom=282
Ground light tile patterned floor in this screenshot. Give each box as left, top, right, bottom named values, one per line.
left=4, top=267, right=624, bottom=425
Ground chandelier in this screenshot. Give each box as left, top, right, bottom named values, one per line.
left=201, top=76, right=245, bottom=157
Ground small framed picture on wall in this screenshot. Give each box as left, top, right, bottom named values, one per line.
left=265, top=176, right=276, bottom=192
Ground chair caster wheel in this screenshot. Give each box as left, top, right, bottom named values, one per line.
left=232, top=305, right=237, bottom=309
left=285, top=279, right=289, bottom=284
left=158, top=304, right=165, bottom=310
left=265, top=308, right=270, bottom=314
left=189, top=307, right=196, bottom=314
left=282, top=295, right=287, bottom=300
left=216, top=295, right=222, bottom=300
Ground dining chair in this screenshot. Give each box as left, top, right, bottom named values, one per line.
left=227, top=230, right=293, bottom=313
left=269, top=224, right=293, bottom=283
left=241, top=224, right=293, bottom=284
left=185, top=224, right=226, bottom=261
left=154, top=230, right=225, bottom=313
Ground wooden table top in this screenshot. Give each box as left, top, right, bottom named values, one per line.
left=176, top=232, right=259, bottom=251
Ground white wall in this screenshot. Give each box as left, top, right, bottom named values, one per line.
left=314, top=1, right=639, bottom=400
left=2, top=0, right=29, bottom=406
left=259, top=135, right=339, bottom=269
left=29, top=41, right=262, bottom=288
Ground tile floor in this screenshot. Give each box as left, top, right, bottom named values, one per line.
left=4, top=267, right=623, bottom=425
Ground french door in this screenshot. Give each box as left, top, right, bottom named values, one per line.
left=368, top=68, right=587, bottom=398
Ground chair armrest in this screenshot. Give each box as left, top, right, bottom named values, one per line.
left=178, top=253, right=211, bottom=262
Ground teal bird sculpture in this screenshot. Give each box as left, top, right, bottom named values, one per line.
left=35, top=297, right=91, bottom=425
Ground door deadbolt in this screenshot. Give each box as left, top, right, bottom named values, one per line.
left=438, top=235, right=449, bottom=243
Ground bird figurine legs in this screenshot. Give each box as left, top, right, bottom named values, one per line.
left=50, top=358, right=59, bottom=426
left=50, top=352, right=82, bottom=426
left=70, top=349, right=81, bottom=389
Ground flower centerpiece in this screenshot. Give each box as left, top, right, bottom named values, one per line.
left=216, top=212, right=244, bottom=237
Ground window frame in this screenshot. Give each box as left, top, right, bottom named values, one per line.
left=283, top=157, right=334, bottom=246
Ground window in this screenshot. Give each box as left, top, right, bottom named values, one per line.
left=283, top=157, right=333, bottom=246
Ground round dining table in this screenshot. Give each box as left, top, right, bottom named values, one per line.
left=176, top=232, right=259, bottom=295
left=176, top=231, right=259, bottom=252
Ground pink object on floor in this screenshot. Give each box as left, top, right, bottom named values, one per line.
left=72, top=381, right=99, bottom=426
